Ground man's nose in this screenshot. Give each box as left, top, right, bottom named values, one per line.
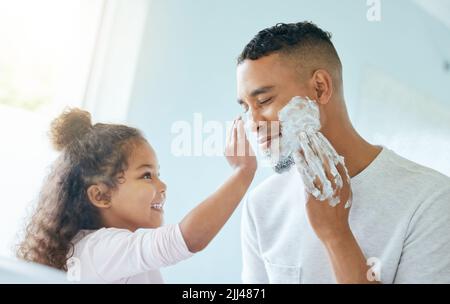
left=248, top=107, right=265, bottom=133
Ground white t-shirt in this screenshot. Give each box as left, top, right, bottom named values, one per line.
left=69, top=224, right=193, bottom=283
left=241, top=148, right=450, bottom=283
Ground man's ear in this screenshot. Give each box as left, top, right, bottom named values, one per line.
left=311, top=69, right=333, bottom=105
left=87, top=184, right=111, bottom=209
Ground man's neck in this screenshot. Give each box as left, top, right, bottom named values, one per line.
left=323, top=120, right=382, bottom=178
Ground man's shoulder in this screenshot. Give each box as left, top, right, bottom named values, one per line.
left=375, top=149, right=450, bottom=219
left=385, top=149, right=450, bottom=190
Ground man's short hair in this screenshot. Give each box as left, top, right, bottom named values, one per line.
left=237, top=21, right=342, bottom=79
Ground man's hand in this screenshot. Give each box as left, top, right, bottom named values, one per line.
left=305, top=162, right=352, bottom=242
left=303, top=157, right=379, bottom=284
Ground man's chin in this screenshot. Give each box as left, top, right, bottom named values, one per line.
left=259, top=147, right=295, bottom=174
left=272, top=154, right=295, bottom=174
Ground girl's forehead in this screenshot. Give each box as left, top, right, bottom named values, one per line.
left=129, top=141, right=159, bottom=168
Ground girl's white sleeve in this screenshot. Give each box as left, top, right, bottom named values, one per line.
left=75, top=224, right=194, bottom=282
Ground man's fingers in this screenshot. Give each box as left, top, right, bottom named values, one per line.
left=336, top=160, right=352, bottom=207
left=310, top=133, right=341, bottom=191
left=294, top=149, right=321, bottom=198
left=300, top=135, right=332, bottom=200
left=336, top=161, right=350, bottom=185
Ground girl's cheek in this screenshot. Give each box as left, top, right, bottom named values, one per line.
left=143, top=183, right=158, bottom=201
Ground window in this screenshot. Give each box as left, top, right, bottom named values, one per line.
left=0, top=0, right=104, bottom=257
left=0, top=0, right=150, bottom=258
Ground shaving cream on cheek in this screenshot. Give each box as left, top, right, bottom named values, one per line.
left=278, top=96, right=351, bottom=208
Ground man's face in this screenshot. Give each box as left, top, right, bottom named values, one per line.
left=237, top=53, right=313, bottom=162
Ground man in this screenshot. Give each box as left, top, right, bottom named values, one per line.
left=237, top=21, right=450, bottom=284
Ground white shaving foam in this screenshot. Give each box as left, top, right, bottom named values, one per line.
left=278, top=96, right=351, bottom=208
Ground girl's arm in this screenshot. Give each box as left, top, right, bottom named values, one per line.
left=179, top=118, right=257, bottom=252
left=71, top=119, right=255, bottom=281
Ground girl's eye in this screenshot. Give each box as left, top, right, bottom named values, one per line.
left=143, top=172, right=152, bottom=180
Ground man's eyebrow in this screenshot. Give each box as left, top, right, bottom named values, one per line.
left=250, top=86, right=275, bottom=97
left=237, top=86, right=275, bottom=105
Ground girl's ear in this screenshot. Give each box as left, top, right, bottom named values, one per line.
left=87, top=184, right=111, bottom=209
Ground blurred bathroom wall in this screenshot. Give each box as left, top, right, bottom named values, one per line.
left=126, top=0, right=450, bottom=283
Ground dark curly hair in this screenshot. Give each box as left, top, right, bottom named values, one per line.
left=237, top=21, right=342, bottom=76
left=16, top=108, right=146, bottom=270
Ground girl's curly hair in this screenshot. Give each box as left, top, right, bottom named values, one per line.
left=16, top=108, right=146, bottom=270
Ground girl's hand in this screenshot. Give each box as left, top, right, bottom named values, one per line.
left=180, top=117, right=257, bottom=253
left=225, top=117, right=257, bottom=174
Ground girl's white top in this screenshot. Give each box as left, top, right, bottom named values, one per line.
left=68, top=224, right=193, bottom=283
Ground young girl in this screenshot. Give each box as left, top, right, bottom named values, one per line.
left=17, top=108, right=256, bottom=283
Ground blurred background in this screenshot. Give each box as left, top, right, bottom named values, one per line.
left=0, top=0, right=449, bottom=283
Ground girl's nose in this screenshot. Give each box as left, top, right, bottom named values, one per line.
left=160, top=182, right=167, bottom=203
left=158, top=179, right=167, bottom=193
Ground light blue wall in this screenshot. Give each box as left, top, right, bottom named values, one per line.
left=127, top=0, right=450, bottom=283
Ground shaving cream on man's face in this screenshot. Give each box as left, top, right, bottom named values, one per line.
left=243, top=96, right=351, bottom=207
left=278, top=96, right=351, bottom=208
